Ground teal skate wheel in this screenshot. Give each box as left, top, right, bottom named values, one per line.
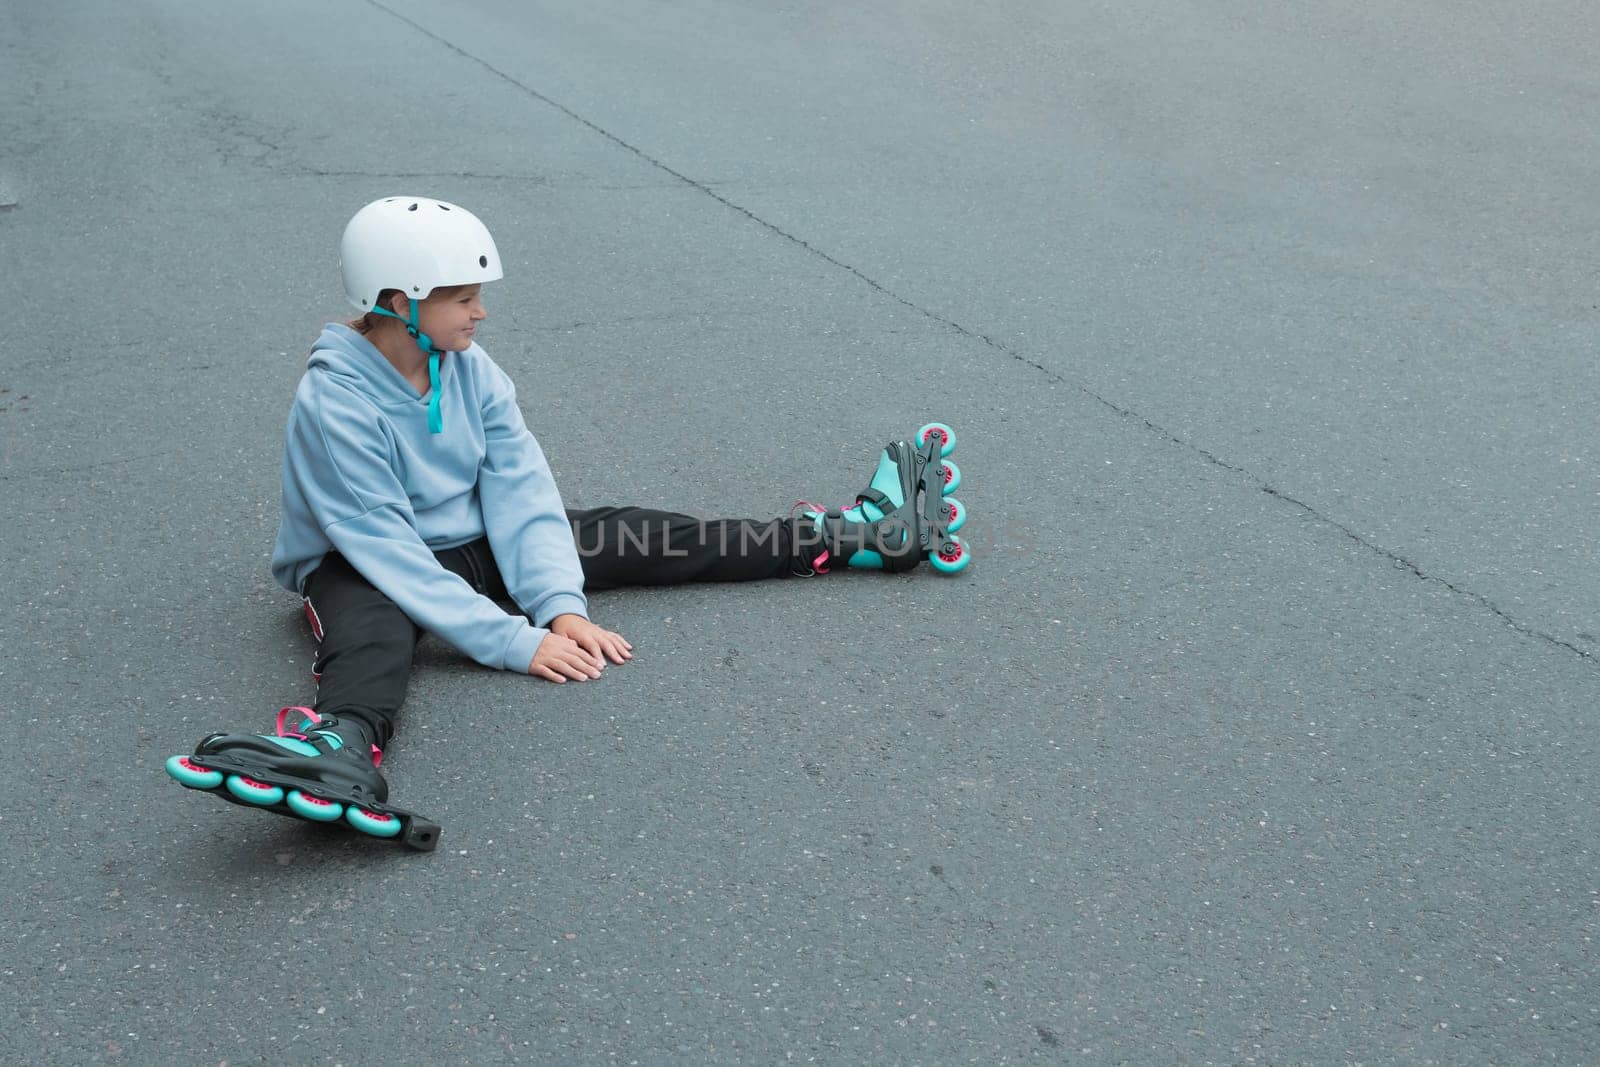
left=916, top=422, right=957, bottom=458
left=940, top=496, right=967, bottom=533
left=346, top=806, right=403, bottom=838
left=166, top=754, right=223, bottom=790
left=286, top=789, right=344, bottom=822
left=936, top=459, right=962, bottom=495
left=929, top=535, right=971, bottom=575
left=226, top=774, right=285, bottom=806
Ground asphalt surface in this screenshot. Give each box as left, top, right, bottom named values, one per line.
left=3, top=0, right=1598, bottom=1062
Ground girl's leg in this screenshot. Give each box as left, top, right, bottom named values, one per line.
left=567, top=507, right=802, bottom=591
left=303, top=552, right=422, bottom=751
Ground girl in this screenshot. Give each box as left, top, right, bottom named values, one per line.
left=164, top=197, right=967, bottom=849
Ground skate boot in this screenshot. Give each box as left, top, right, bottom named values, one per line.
left=798, top=421, right=970, bottom=575
left=165, top=707, right=440, bottom=851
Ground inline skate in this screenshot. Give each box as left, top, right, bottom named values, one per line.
left=165, top=706, right=440, bottom=851
left=798, top=421, right=970, bottom=575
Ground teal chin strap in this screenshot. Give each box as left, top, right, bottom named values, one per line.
left=370, top=298, right=444, bottom=434
left=426, top=352, right=441, bottom=433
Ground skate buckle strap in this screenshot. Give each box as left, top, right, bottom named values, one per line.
left=789, top=500, right=832, bottom=575
left=274, top=705, right=383, bottom=766
left=275, top=705, right=324, bottom=739
left=856, top=487, right=893, bottom=512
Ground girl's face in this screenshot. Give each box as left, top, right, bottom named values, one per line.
left=412, top=284, right=488, bottom=352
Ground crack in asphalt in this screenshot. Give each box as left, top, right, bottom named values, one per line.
left=1256, top=484, right=1596, bottom=661
left=305, top=169, right=552, bottom=182
left=298, top=168, right=678, bottom=192
left=364, top=0, right=1592, bottom=666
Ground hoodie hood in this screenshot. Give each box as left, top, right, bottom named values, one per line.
left=309, top=323, right=441, bottom=407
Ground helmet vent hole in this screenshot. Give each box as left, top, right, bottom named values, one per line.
left=408, top=203, right=418, bottom=211
left=412, top=286, right=420, bottom=292
left=439, top=204, right=451, bottom=211
left=479, top=255, right=488, bottom=267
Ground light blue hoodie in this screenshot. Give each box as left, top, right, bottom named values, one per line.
left=270, top=324, right=587, bottom=672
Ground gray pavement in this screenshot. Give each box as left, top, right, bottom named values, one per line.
left=3, top=0, right=1597, bottom=1062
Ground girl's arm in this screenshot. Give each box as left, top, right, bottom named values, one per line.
left=475, top=364, right=589, bottom=626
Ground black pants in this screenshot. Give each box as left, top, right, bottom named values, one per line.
left=302, top=507, right=805, bottom=749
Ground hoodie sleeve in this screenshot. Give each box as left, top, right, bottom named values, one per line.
left=476, top=365, right=589, bottom=626
left=290, top=384, right=548, bottom=674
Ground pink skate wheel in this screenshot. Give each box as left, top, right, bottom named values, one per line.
left=929, top=536, right=970, bottom=575
left=346, top=807, right=402, bottom=838
left=225, top=774, right=285, bottom=806
left=165, top=754, right=223, bottom=790
left=287, top=789, right=344, bottom=822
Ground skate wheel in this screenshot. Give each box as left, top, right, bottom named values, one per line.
left=226, top=774, right=285, bottom=806
left=936, top=459, right=962, bottom=495
left=916, top=421, right=957, bottom=458
left=941, top=496, right=967, bottom=533
left=929, top=535, right=971, bottom=574
left=287, top=789, right=344, bottom=822
left=165, top=754, right=223, bottom=790
left=346, top=807, right=403, bottom=838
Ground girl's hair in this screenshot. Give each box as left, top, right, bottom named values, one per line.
left=348, top=284, right=474, bottom=334
left=348, top=289, right=401, bottom=334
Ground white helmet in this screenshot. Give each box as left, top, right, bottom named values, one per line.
left=339, top=197, right=504, bottom=311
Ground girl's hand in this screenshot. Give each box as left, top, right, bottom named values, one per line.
left=528, top=631, right=603, bottom=683
left=549, top=614, right=634, bottom=667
